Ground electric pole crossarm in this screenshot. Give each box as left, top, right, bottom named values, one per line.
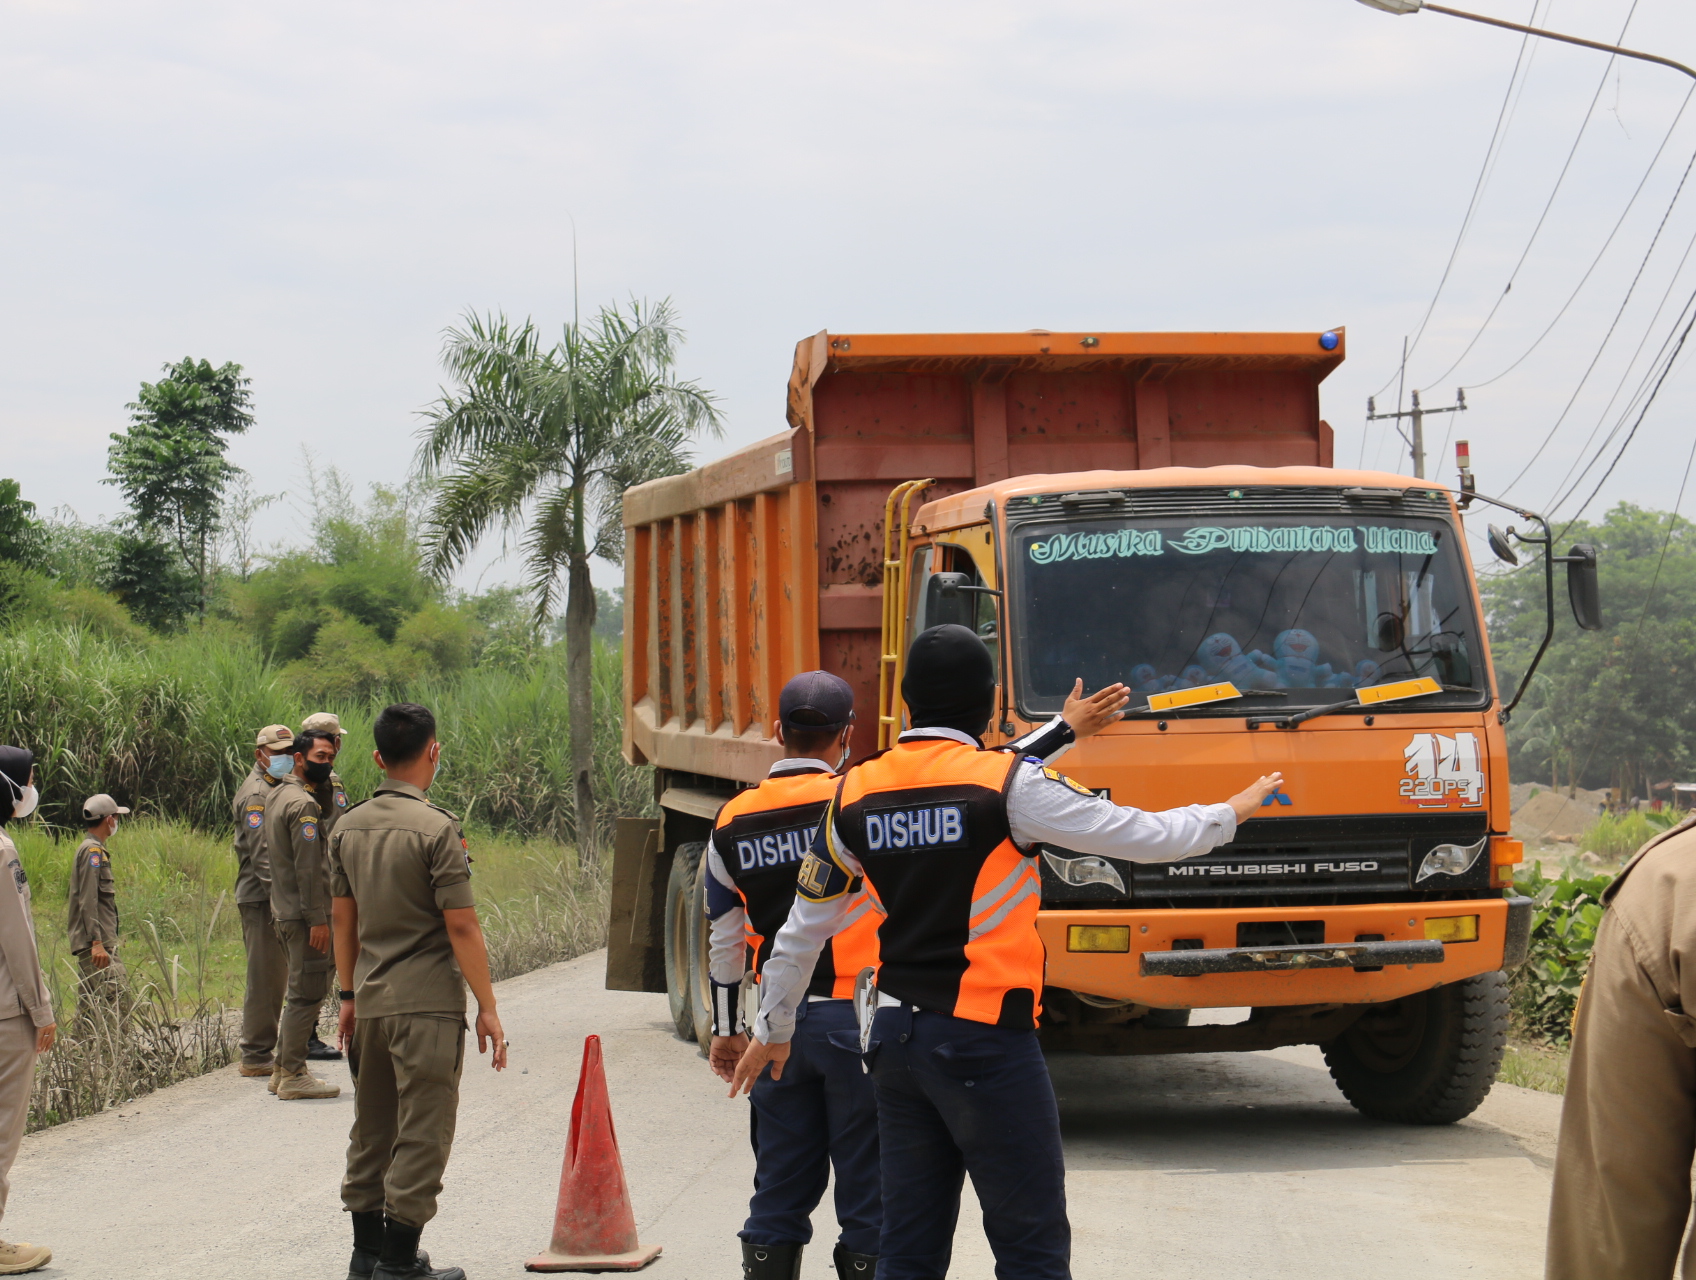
left=1423, top=3, right=1696, bottom=82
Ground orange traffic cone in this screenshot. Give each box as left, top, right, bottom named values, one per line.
left=525, top=1035, right=663, bottom=1273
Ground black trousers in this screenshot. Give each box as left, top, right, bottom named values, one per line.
left=743, top=998, right=881, bottom=1254
left=868, top=1004, right=1070, bottom=1280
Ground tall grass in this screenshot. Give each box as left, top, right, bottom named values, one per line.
left=1577, top=809, right=1675, bottom=862
left=0, top=622, right=650, bottom=845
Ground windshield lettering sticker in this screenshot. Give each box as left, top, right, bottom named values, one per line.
left=1169, top=526, right=1358, bottom=555
left=1401, top=732, right=1484, bottom=807
left=1364, top=527, right=1439, bottom=555
left=1028, top=529, right=1163, bottom=564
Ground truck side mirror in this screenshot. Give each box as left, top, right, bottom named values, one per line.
left=926, top=572, right=976, bottom=629
left=1564, top=543, right=1601, bottom=630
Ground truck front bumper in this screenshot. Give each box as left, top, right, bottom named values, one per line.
left=1038, top=896, right=1531, bottom=1008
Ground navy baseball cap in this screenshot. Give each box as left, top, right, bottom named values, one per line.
left=779, top=670, right=855, bottom=733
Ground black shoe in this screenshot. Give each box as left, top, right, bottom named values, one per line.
left=308, top=1035, right=344, bottom=1061
left=742, top=1240, right=803, bottom=1280
left=833, top=1243, right=877, bottom=1279
left=373, top=1217, right=461, bottom=1280
left=348, top=1209, right=383, bottom=1279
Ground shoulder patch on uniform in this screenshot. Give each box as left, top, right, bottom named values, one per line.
left=245, top=805, right=264, bottom=828
left=299, top=819, right=318, bottom=842
left=334, top=789, right=347, bottom=808
left=86, top=848, right=106, bottom=868
left=11, top=859, right=25, bottom=891
left=1040, top=766, right=1096, bottom=797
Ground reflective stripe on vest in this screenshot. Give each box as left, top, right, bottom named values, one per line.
left=714, top=770, right=881, bottom=999
left=832, top=737, right=1044, bottom=1028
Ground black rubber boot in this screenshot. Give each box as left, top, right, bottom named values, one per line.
left=832, top=1243, right=877, bottom=1279
left=307, top=1034, right=344, bottom=1060
left=372, top=1217, right=463, bottom=1280
left=347, top=1210, right=384, bottom=1279
left=741, top=1240, right=803, bottom=1280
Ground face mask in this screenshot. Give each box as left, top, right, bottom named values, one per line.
left=266, top=754, right=293, bottom=780
left=304, top=760, right=333, bottom=785
left=9, top=786, right=37, bottom=821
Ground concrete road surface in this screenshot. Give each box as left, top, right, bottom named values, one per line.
left=7, top=952, right=1559, bottom=1278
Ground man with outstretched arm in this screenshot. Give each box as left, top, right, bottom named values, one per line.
left=733, top=624, right=1283, bottom=1280
left=706, top=669, right=1131, bottom=1280
left=331, top=702, right=505, bottom=1280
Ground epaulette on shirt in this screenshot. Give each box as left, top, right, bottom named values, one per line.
left=340, top=796, right=373, bottom=816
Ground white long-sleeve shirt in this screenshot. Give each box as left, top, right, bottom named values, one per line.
left=752, top=727, right=1238, bottom=1043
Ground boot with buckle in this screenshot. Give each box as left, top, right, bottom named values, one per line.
left=741, top=1240, right=803, bottom=1279
left=832, top=1242, right=876, bottom=1279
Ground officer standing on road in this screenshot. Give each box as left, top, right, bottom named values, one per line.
left=1546, top=812, right=1696, bottom=1278
left=734, top=624, right=1282, bottom=1280
left=705, top=672, right=881, bottom=1280
left=711, top=669, right=1133, bottom=1280
left=67, top=794, right=128, bottom=1017
left=265, top=726, right=342, bottom=1100
left=0, top=748, right=56, bottom=1276
left=331, top=702, right=505, bottom=1280
left=233, top=724, right=293, bottom=1079
left=300, top=712, right=350, bottom=1064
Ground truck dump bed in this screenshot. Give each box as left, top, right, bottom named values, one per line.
left=622, top=329, right=1346, bottom=780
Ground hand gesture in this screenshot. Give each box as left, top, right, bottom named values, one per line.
left=1062, top=680, right=1130, bottom=740
left=709, top=1033, right=749, bottom=1082
left=1226, top=772, right=1285, bottom=823
left=728, top=1038, right=789, bottom=1097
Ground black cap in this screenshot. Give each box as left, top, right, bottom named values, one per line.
left=779, top=670, right=855, bottom=733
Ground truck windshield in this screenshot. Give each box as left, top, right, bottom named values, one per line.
left=1010, top=512, right=1485, bottom=715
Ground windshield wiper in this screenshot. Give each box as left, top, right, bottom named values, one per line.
left=1246, top=684, right=1478, bottom=730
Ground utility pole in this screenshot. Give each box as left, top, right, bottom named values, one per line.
left=1366, top=388, right=1466, bottom=479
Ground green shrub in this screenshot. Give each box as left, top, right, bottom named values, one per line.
left=1578, top=810, right=1671, bottom=861
left=1510, top=862, right=1612, bottom=1043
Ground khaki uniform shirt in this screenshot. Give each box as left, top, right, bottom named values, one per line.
left=231, top=764, right=281, bottom=907
left=66, top=836, right=117, bottom=954
left=0, top=830, right=53, bottom=1027
left=329, top=780, right=476, bottom=1017
left=1547, top=814, right=1696, bottom=1278
left=265, top=776, right=329, bottom=927
left=311, top=770, right=350, bottom=843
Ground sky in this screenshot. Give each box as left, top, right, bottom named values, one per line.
left=7, top=0, right=1696, bottom=590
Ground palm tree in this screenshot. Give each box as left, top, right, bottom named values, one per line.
left=415, top=300, right=720, bottom=855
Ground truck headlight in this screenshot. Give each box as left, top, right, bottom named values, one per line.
left=1414, top=835, right=1488, bottom=882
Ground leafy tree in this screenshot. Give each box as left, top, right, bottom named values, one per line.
left=415, top=301, right=720, bottom=853
left=1482, top=503, right=1696, bottom=798
left=108, top=533, right=200, bottom=632
left=0, top=481, right=43, bottom=563
left=106, top=358, right=255, bottom=615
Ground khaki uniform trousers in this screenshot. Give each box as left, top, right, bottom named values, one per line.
left=0, top=1016, right=33, bottom=1223
left=1548, top=882, right=1696, bottom=1277
left=273, top=920, right=334, bottom=1076
left=342, top=1013, right=465, bottom=1228
left=238, top=902, right=288, bottom=1066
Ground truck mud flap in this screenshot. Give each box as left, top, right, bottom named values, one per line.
left=1141, top=939, right=1446, bottom=977
left=1501, top=894, right=1535, bottom=970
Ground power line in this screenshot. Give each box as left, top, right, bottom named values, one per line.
left=1416, top=0, right=1642, bottom=393
left=1369, top=1, right=1545, bottom=400
left=1499, top=136, right=1696, bottom=499
left=1466, top=81, right=1696, bottom=392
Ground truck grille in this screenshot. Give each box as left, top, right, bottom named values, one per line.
left=1038, top=813, right=1492, bottom=910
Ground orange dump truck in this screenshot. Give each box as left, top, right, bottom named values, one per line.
left=607, top=329, right=1591, bottom=1123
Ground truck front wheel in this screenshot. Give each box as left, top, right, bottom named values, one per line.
left=663, top=842, right=707, bottom=1041
left=1321, top=971, right=1509, bottom=1125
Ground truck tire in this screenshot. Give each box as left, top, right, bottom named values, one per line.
left=663, top=842, right=706, bottom=1041
left=1322, top=971, right=1509, bottom=1125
